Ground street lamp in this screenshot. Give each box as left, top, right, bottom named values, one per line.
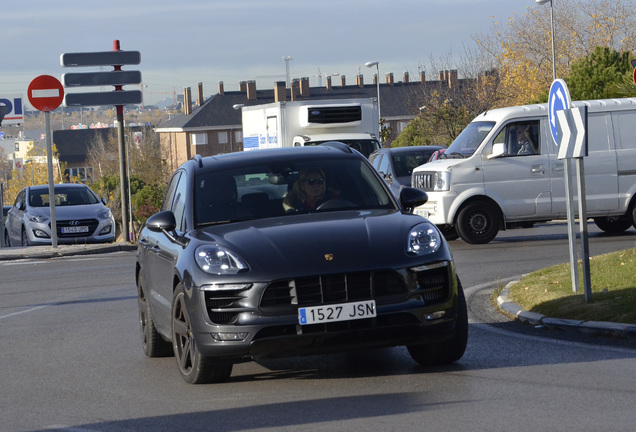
left=365, top=61, right=382, bottom=139
left=536, top=0, right=556, bottom=80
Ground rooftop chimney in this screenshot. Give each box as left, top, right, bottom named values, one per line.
left=239, top=81, right=247, bottom=92
left=403, top=72, right=409, bottom=83
left=340, top=75, right=346, bottom=87
left=373, top=73, right=378, bottom=85
left=448, top=69, right=458, bottom=88
left=197, top=82, right=204, bottom=106
left=419, top=71, right=426, bottom=83
left=218, top=81, right=225, bottom=95
left=183, top=87, right=192, bottom=115
left=326, top=75, right=332, bottom=90
left=356, top=74, right=364, bottom=88
left=291, top=79, right=300, bottom=101
left=300, top=77, right=310, bottom=97
left=275, top=81, right=287, bottom=102
left=385, top=73, right=394, bottom=86
left=247, top=80, right=257, bottom=100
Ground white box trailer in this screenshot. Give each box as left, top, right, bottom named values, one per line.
left=241, top=98, right=381, bottom=158
left=411, top=98, right=636, bottom=244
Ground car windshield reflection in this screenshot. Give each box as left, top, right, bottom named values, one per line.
left=195, top=156, right=394, bottom=227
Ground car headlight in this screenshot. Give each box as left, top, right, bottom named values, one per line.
left=97, top=209, right=113, bottom=219
left=433, top=171, right=451, bottom=191
left=27, top=213, right=49, bottom=223
left=195, top=245, right=248, bottom=275
left=407, top=222, right=442, bottom=255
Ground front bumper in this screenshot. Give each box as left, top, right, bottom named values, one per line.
left=185, top=263, right=460, bottom=361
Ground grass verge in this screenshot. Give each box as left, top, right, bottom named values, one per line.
left=507, top=247, right=636, bottom=325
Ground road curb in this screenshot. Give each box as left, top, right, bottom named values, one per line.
left=497, top=281, right=636, bottom=339
left=0, top=242, right=138, bottom=261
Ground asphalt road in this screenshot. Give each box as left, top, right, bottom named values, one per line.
left=1, top=222, right=635, bottom=432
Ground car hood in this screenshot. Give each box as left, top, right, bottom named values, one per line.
left=27, top=203, right=108, bottom=219
left=192, top=209, right=446, bottom=276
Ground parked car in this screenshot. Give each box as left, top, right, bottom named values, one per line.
left=4, top=184, right=116, bottom=246
left=369, top=146, right=444, bottom=197
left=136, top=142, right=467, bottom=384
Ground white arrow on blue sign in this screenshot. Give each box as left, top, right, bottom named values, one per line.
left=556, top=106, right=588, bottom=159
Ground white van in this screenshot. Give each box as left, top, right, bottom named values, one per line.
left=411, top=98, right=636, bottom=244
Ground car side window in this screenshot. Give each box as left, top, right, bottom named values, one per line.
left=493, top=121, right=540, bottom=157
left=161, top=171, right=182, bottom=212
left=378, top=154, right=390, bottom=176
left=171, top=173, right=188, bottom=232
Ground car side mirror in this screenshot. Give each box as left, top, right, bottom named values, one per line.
left=146, top=211, right=188, bottom=247
left=101, top=197, right=107, bottom=205
left=488, top=143, right=505, bottom=159
left=399, top=187, right=428, bottom=213
left=17, top=201, right=25, bottom=211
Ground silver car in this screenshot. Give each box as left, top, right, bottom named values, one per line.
left=4, top=184, right=116, bottom=246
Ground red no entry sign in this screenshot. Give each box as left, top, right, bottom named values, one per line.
left=28, top=75, right=64, bottom=112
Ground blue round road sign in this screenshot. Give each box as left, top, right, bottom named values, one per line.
left=548, top=79, right=572, bottom=145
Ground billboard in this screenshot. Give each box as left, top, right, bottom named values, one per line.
left=0, top=95, right=24, bottom=125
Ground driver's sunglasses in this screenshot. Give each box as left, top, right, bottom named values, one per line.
left=303, top=178, right=324, bottom=186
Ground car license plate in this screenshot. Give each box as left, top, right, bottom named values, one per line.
left=61, top=226, right=89, bottom=234
left=298, top=300, right=376, bottom=325
left=415, top=208, right=429, bottom=218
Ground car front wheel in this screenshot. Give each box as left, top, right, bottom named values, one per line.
left=21, top=227, right=30, bottom=247
left=407, top=281, right=468, bottom=366
left=171, top=283, right=233, bottom=384
left=456, top=202, right=500, bottom=244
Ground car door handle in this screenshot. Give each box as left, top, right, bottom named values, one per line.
left=531, top=165, right=545, bottom=174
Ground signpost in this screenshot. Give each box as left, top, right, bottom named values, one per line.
left=548, top=79, right=592, bottom=301
left=27, top=75, right=65, bottom=248
left=60, top=40, right=142, bottom=242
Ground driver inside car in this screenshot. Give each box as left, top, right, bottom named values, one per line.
left=283, top=167, right=328, bottom=212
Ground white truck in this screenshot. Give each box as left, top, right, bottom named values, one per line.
left=241, top=98, right=381, bottom=158
left=411, top=98, right=636, bottom=244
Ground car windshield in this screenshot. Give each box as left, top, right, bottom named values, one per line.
left=443, top=121, right=495, bottom=158
left=391, top=151, right=436, bottom=177
left=30, top=187, right=100, bottom=207
left=194, top=156, right=394, bottom=227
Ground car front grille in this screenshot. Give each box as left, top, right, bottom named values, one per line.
left=55, top=218, right=99, bottom=237
left=412, top=172, right=435, bottom=191
left=260, top=270, right=407, bottom=313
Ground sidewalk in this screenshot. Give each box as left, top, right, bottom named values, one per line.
left=0, top=242, right=138, bottom=261
left=497, top=280, right=636, bottom=339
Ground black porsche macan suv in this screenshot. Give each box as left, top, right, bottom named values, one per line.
left=136, top=142, right=467, bottom=384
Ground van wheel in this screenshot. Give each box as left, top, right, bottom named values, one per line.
left=456, top=202, right=500, bottom=244
left=593, top=217, right=632, bottom=233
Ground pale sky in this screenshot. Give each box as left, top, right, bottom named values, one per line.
left=3, top=0, right=533, bottom=107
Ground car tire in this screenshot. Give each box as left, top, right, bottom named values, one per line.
left=21, top=227, right=30, bottom=247
left=138, top=273, right=172, bottom=358
left=439, top=225, right=459, bottom=241
left=171, top=283, right=233, bottom=384
left=407, top=282, right=468, bottom=366
left=456, top=202, right=500, bottom=244
left=593, top=216, right=632, bottom=233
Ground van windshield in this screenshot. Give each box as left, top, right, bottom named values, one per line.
left=443, top=121, right=495, bottom=158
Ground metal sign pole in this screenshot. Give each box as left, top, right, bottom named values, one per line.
left=45, top=111, right=58, bottom=248
left=576, top=157, right=592, bottom=301
left=563, top=158, right=579, bottom=293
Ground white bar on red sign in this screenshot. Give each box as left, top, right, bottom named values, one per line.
left=32, top=89, right=60, bottom=98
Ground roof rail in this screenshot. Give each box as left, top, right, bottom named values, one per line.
left=319, top=141, right=353, bottom=153
left=192, top=154, right=203, bottom=168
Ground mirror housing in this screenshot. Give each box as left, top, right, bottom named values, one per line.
left=399, top=187, right=428, bottom=213
left=145, top=211, right=187, bottom=247
left=488, top=143, right=505, bottom=159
